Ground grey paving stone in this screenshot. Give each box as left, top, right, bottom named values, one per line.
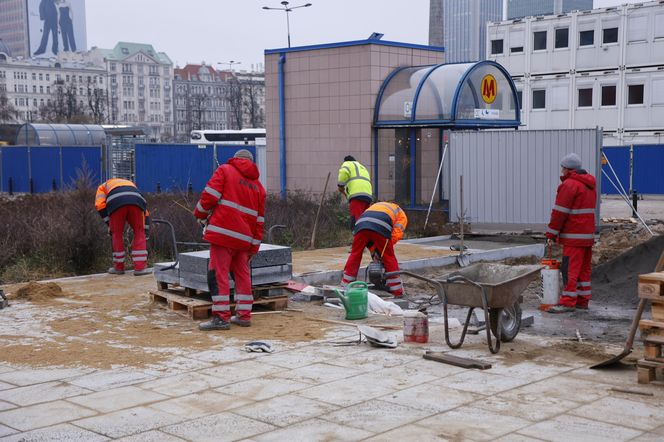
left=517, top=414, right=643, bottom=442
left=187, top=347, right=261, bottom=364
left=162, top=412, right=276, bottom=442
left=0, top=401, right=16, bottom=412
left=68, top=370, right=155, bottom=392
left=505, top=376, right=614, bottom=404
left=574, top=396, right=664, bottom=431
left=0, top=381, right=91, bottom=407
left=258, top=348, right=332, bottom=369
left=139, top=371, right=228, bottom=397
left=66, top=386, right=169, bottom=413
left=0, top=423, right=109, bottom=442
left=0, top=367, right=14, bottom=375
left=252, top=418, right=373, bottom=442
left=358, top=365, right=439, bottom=390
left=488, top=361, right=573, bottom=383
left=0, top=368, right=92, bottom=387
left=565, top=366, right=639, bottom=387
left=493, top=433, right=543, bottom=442
left=363, top=424, right=450, bottom=441
left=115, top=430, right=188, bottom=442
left=143, top=356, right=215, bottom=376
left=0, top=383, right=15, bottom=392
left=149, top=390, right=253, bottom=419
left=271, top=362, right=362, bottom=385
left=199, top=360, right=279, bottom=386
left=72, top=406, right=183, bottom=439
left=325, top=350, right=419, bottom=372
left=400, top=358, right=466, bottom=379
left=219, top=376, right=310, bottom=401
left=379, top=383, right=481, bottom=413
left=431, top=370, right=532, bottom=396
left=297, top=375, right=396, bottom=407
left=321, top=399, right=434, bottom=434
left=417, top=406, right=531, bottom=441
left=0, top=400, right=97, bottom=432
left=234, top=394, right=339, bottom=427
left=631, top=433, right=664, bottom=442
left=0, top=424, right=17, bottom=438
left=474, top=390, right=581, bottom=422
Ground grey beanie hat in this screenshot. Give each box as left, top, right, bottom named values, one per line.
left=234, top=149, right=254, bottom=162
left=560, top=153, right=582, bottom=170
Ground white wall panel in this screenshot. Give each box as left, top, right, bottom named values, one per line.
left=449, top=129, right=601, bottom=225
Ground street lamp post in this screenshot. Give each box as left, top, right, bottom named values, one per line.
left=217, top=61, right=241, bottom=72
left=262, top=1, right=312, bottom=48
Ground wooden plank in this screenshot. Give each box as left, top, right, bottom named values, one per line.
left=644, top=343, right=662, bottom=360
left=645, top=335, right=664, bottom=345
left=652, top=302, right=664, bottom=322
left=638, top=366, right=656, bottom=384
left=639, top=272, right=664, bottom=284
left=423, top=352, right=492, bottom=370
left=639, top=319, right=664, bottom=330
left=639, top=283, right=663, bottom=300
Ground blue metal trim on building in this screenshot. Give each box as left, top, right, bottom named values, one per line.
left=372, top=66, right=410, bottom=126
left=411, top=63, right=446, bottom=122
left=265, top=39, right=444, bottom=55
left=278, top=53, right=287, bottom=200
left=450, top=60, right=521, bottom=123
left=409, top=127, right=417, bottom=208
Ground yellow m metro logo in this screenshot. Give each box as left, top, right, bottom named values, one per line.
left=481, top=74, right=497, bottom=104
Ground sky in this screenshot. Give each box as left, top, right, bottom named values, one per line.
left=85, top=0, right=642, bottom=71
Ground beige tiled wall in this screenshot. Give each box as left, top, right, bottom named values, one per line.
left=265, top=44, right=444, bottom=195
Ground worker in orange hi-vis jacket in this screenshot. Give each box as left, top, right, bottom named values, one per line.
left=341, top=201, right=408, bottom=297
left=545, top=153, right=597, bottom=314
left=194, top=149, right=266, bottom=331
left=95, top=178, right=151, bottom=276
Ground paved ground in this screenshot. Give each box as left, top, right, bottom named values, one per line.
left=600, top=196, right=664, bottom=221
left=1, top=316, right=664, bottom=441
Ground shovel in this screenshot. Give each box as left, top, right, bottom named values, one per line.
left=591, top=249, right=664, bottom=369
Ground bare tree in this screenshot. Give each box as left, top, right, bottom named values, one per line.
left=242, top=79, right=264, bottom=128
left=227, top=76, right=243, bottom=130
left=189, top=92, right=207, bottom=131
left=87, top=87, right=108, bottom=125
left=39, top=81, right=90, bottom=124
left=0, top=88, right=18, bottom=123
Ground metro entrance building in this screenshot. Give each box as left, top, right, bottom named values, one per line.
left=264, top=38, right=520, bottom=208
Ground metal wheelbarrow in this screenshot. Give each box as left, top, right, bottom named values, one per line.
left=386, top=263, right=541, bottom=354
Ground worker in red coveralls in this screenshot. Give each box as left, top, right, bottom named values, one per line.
left=545, top=153, right=597, bottom=313
left=95, top=178, right=151, bottom=276
left=341, top=202, right=408, bottom=297
left=194, top=149, right=266, bottom=331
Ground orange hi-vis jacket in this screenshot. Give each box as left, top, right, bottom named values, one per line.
left=95, top=178, right=150, bottom=227
left=353, top=202, right=408, bottom=245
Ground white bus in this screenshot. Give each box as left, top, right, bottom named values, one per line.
left=189, top=129, right=265, bottom=145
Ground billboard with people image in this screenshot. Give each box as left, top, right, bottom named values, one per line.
left=28, top=0, right=87, bottom=57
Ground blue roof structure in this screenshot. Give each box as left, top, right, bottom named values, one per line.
left=374, top=60, right=520, bottom=129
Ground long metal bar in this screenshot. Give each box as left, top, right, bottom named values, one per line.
left=601, top=169, right=653, bottom=235
left=424, top=143, right=448, bottom=231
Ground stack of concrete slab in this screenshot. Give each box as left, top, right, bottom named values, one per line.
left=154, top=244, right=292, bottom=293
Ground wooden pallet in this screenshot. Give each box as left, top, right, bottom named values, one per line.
left=156, top=282, right=290, bottom=299
left=149, top=290, right=288, bottom=320
left=637, top=359, right=664, bottom=385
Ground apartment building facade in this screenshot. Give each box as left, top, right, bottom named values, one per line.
left=487, top=1, right=664, bottom=145
left=89, top=42, right=173, bottom=141
left=0, top=46, right=106, bottom=124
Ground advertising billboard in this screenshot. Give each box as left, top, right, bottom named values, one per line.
left=28, top=0, right=87, bottom=57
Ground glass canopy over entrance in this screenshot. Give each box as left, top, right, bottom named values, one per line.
left=374, top=60, right=520, bottom=128
left=373, top=61, right=520, bottom=209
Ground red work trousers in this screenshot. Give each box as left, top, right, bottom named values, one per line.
left=348, top=198, right=370, bottom=229
left=341, top=230, right=403, bottom=296
left=109, top=205, right=147, bottom=271
left=208, top=244, right=253, bottom=321
left=560, top=245, right=592, bottom=308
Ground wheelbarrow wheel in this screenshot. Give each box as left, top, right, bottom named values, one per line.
left=490, top=302, right=522, bottom=342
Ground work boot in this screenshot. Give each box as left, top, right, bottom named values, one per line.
left=199, top=316, right=230, bottom=331
left=108, top=267, right=125, bottom=275
left=231, top=316, right=251, bottom=327
left=133, top=268, right=152, bottom=276
left=547, top=305, right=575, bottom=314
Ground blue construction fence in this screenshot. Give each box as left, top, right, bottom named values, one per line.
left=134, top=144, right=257, bottom=193
left=0, top=146, right=102, bottom=193
left=601, top=145, right=664, bottom=195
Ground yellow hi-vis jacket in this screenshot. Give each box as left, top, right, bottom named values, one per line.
left=337, top=160, right=372, bottom=203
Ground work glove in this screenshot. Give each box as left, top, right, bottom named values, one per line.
left=197, top=219, right=208, bottom=230
left=107, top=227, right=112, bottom=237
left=145, top=226, right=150, bottom=240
